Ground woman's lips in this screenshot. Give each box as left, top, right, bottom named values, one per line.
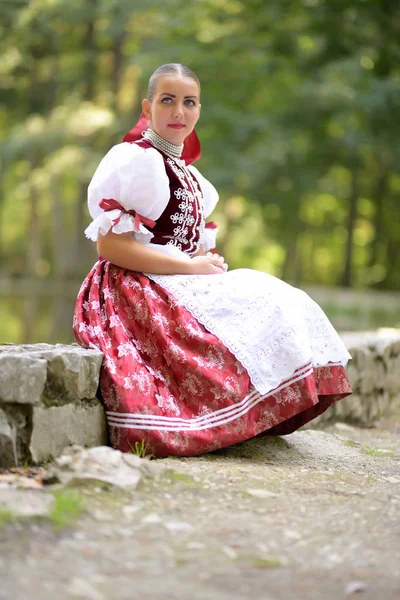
left=168, top=124, right=186, bottom=129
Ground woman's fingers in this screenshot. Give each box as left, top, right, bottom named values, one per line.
left=208, top=254, right=228, bottom=272
left=189, top=254, right=227, bottom=274
left=207, top=251, right=225, bottom=263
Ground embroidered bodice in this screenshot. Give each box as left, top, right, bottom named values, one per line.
left=134, top=140, right=204, bottom=256
left=84, top=140, right=218, bottom=255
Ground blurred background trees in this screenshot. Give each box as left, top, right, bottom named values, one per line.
left=1, top=0, right=400, bottom=343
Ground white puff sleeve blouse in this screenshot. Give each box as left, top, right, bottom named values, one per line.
left=85, top=143, right=170, bottom=245
left=188, top=165, right=219, bottom=251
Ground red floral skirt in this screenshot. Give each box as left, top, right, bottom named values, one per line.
left=73, top=259, right=352, bottom=457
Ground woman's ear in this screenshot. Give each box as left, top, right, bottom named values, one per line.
left=142, top=98, right=151, bottom=120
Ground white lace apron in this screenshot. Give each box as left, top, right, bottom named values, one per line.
left=147, top=268, right=351, bottom=396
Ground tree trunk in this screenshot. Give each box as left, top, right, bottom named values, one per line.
left=281, top=197, right=302, bottom=283
left=72, top=5, right=98, bottom=267
left=112, top=28, right=125, bottom=114
left=83, top=1, right=97, bottom=100
left=342, top=171, right=358, bottom=288
left=0, top=159, right=5, bottom=266
left=22, top=151, right=41, bottom=343
left=369, top=169, right=389, bottom=268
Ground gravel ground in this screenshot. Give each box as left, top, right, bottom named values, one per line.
left=1, top=416, right=399, bottom=600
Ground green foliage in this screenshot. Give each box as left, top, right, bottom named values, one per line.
left=50, top=489, right=87, bottom=529
left=0, top=509, right=16, bottom=529
left=362, top=445, right=392, bottom=457
left=0, top=0, right=400, bottom=342
left=128, top=439, right=153, bottom=459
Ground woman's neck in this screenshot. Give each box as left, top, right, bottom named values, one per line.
left=142, top=128, right=184, bottom=159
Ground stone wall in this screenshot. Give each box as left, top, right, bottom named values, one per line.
left=1, top=329, right=399, bottom=467
left=316, top=328, right=400, bottom=425
left=0, top=344, right=107, bottom=468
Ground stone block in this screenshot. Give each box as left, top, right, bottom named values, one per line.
left=54, top=446, right=143, bottom=490
left=0, top=408, right=18, bottom=468
left=345, top=362, right=361, bottom=390
left=44, top=345, right=104, bottom=401
left=0, top=343, right=103, bottom=403
left=0, top=353, right=47, bottom=405
left=386, top=355, right=400, bottom=396
left=30, top=401, right=108, bottom=464
left=0, top=488, right=54, bottom=517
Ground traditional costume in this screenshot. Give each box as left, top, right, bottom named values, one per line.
left=73, top=115, right=352, bottom=457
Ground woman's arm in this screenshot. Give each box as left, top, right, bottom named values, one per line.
left=97, top=231, right=226, bottom=275
left=193, top=244, right=206, bottom=257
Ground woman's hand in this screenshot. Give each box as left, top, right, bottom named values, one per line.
left=188, top=252, right=228, bottom=275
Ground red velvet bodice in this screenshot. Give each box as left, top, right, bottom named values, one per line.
left=134, top=140, right=205, bottom=256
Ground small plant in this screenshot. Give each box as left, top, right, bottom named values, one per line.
left=50, top=489, right=87, bottom=529
left=166, top=471, right=196, bottom=487
left=253, top=557, right=282, bottom=569
left=343, top=439, right=359, bottom=448
left=0, top=509, right=15, bottom=529
left=128, top=439, right=153, bottom=459
left=362, top=445, right=392, bottom=457
left=41, top=455, right=54, bottom=468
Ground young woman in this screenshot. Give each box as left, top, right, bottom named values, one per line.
left=73, top=63, right=352, bottom=457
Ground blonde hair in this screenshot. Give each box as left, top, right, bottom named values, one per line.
left=147, top=63, right=200, bottom=102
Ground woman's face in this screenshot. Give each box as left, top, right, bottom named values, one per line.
left=142, top=75, right=201, bottom=145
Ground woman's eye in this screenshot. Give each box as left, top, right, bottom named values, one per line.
left=161, top=97, right=172, bottom=103
left=185, top=99, right=196, bottom=106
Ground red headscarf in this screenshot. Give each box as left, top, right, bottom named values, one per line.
left=123, top=112, right=201, bottom=165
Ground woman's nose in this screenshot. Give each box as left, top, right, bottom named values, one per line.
left=173, top=103, right=184, bottom=119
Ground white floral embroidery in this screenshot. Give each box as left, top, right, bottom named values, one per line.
left=109, top=315, right=119, bottom=328
left=165, top=342, right=186, bottom=363
left=133, top=302, right=149, bottom=325
left=194, top=347, right=225, bottom=370
left=152, top=312, right=170, bottom=332
left=103, top=331, right=113, bottom=349
left=166, top=157, right=204, bottom=255
left=180, top=373, right=204, bottom=398
left=106, top=356, right=117, bottom=375
left=148, top=269, right=351, bottom=396
left=130, top=371, right=152, bottom=395
left=273, top=386, right=300, bottom=406
left=91, top=300, right=100, bottom=310
left=143, top=286, right=159, bottom=300
left=254, top=409, right=279, bottom=435
left=103, top=287, right=114, bottom=300
left=92, top=325, right=103, bottom=337
left=146, top=365, right=168, bottom=385
left=123, top=377, right=134, bottom=390
left=235, top=360, right=245, bottom=375
left=156, top=393, right=181, bottom=416
left=221, top=376, right=242, bottom=401
left=143, top=338, right=158, bottom=359
left=118, top=342, right=132, bottom=358
left=123, top=277, right=141, bottom=290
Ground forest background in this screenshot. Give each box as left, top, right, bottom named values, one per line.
left=1, top=0, right=400, bottom=344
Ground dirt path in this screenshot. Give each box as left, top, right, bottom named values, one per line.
left=1, top=417, right=399, bottom=600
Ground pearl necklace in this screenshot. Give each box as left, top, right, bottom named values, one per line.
left=142, top=128, right=184, bottom=159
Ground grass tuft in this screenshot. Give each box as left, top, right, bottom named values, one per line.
left=50, top=489, right=87, bottom=529
left=0, top=509, right=15, bottom=529
left=362, top=445, right=392, bottom=457
left=128, top=439, right=153, bottom=459
left=343, top=439, right=359, bottom=448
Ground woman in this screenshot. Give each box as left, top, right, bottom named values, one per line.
left=73, top=63, right=352, bottom=457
